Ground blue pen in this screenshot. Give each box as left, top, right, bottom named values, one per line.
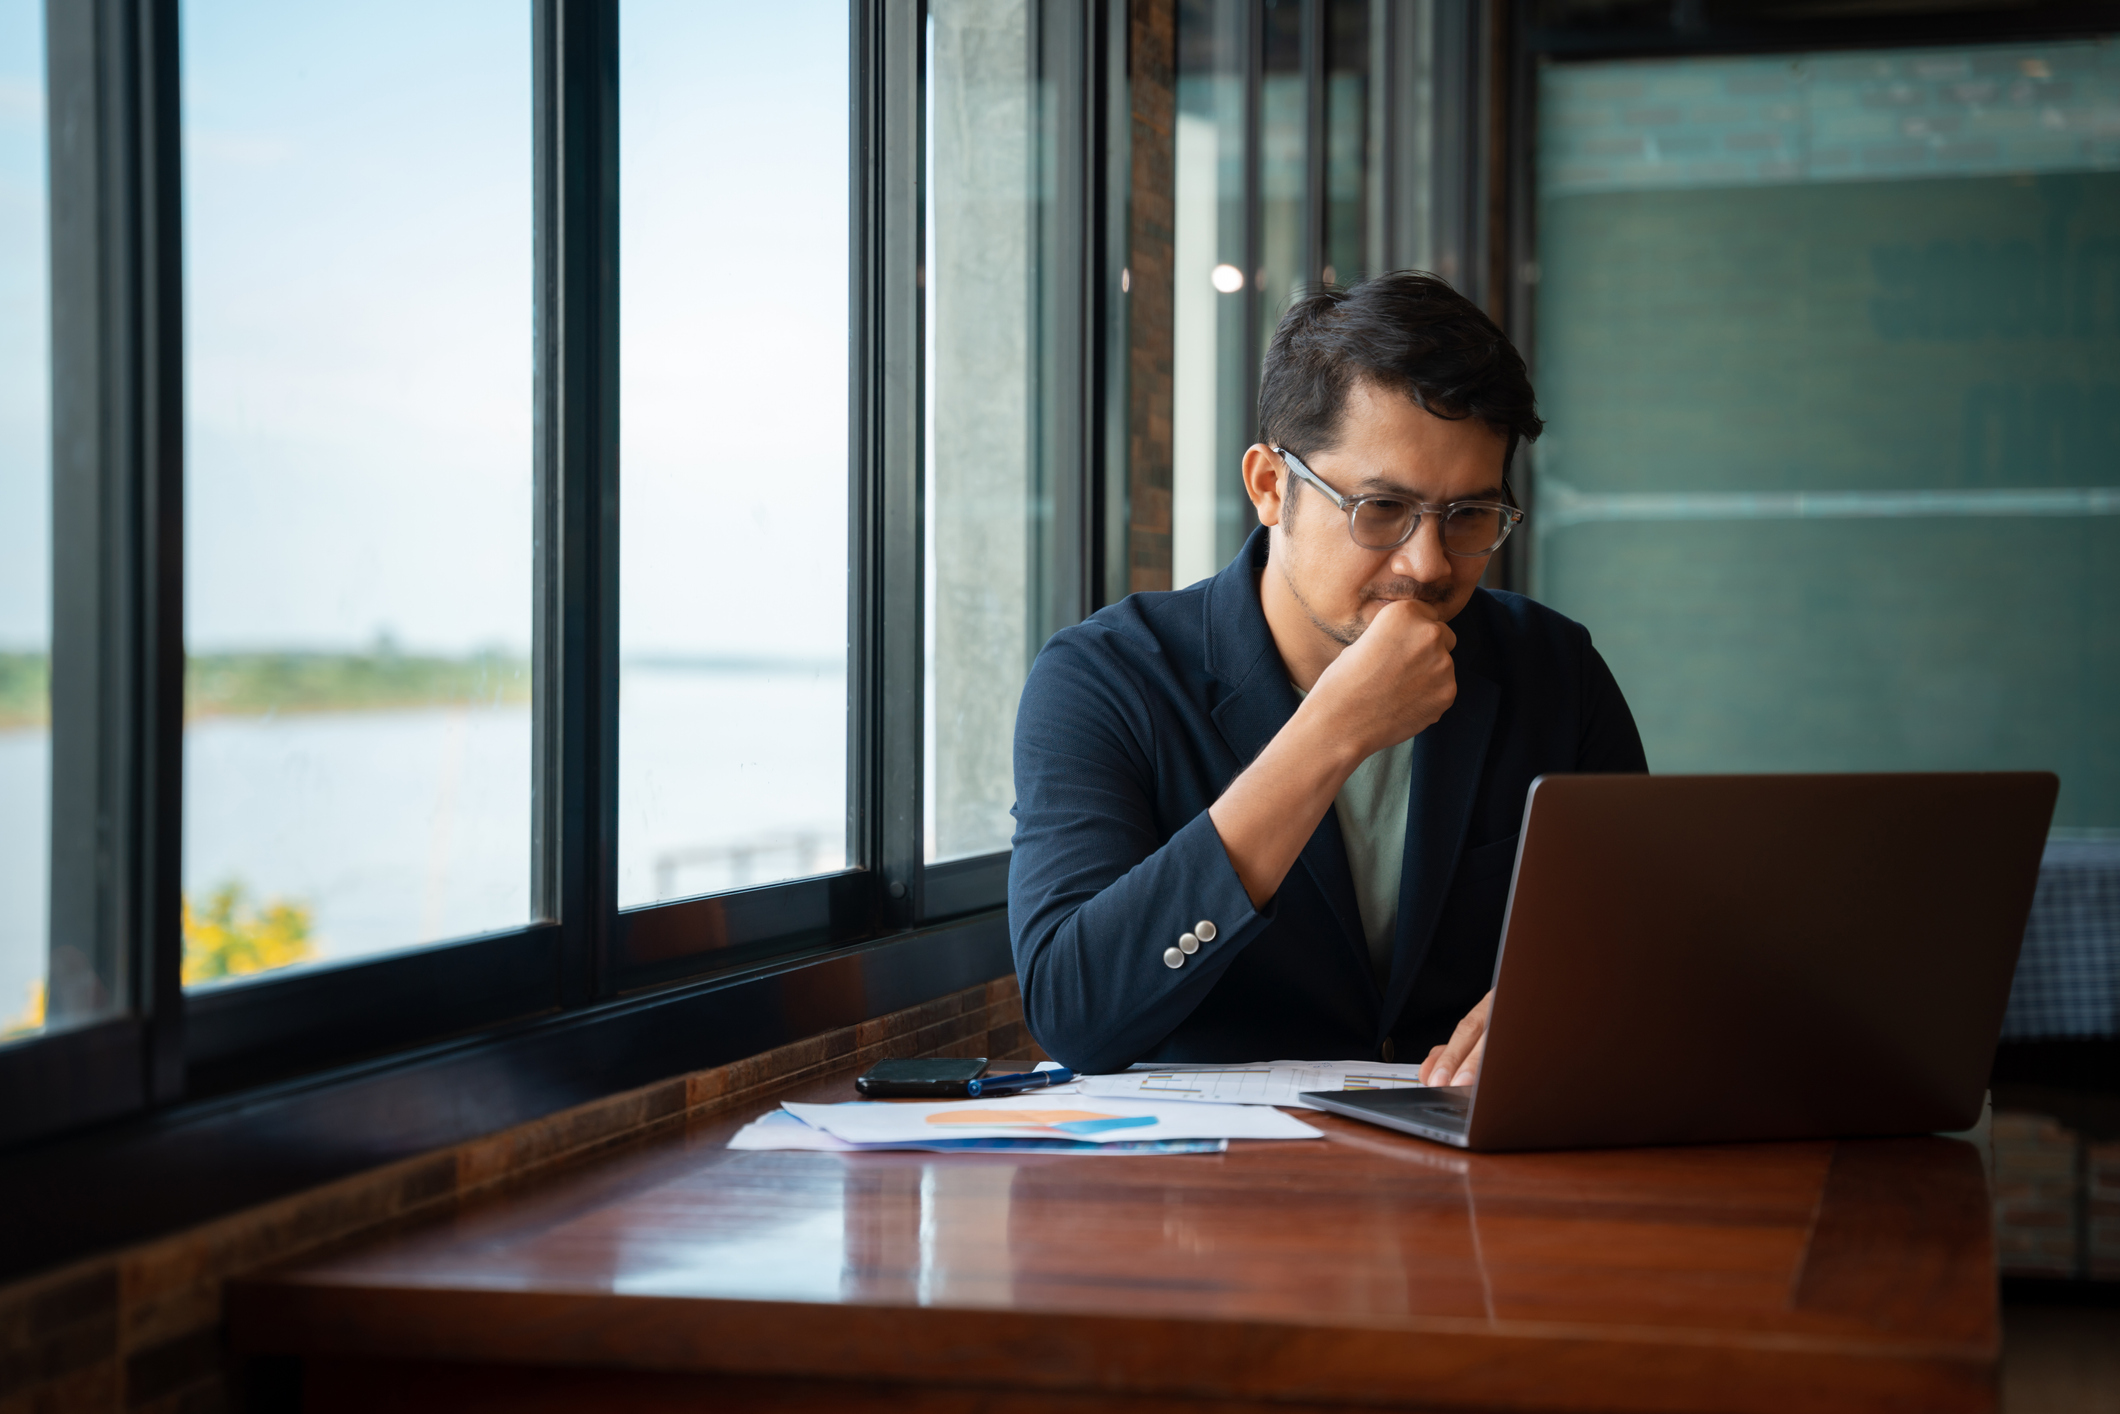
left=967, top=1067, right=1075, bottom=1098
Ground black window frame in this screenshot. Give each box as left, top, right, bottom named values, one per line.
left=0, top=0, right=1130, bottom=1153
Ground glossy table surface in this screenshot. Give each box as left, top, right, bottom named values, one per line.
left=230, top=1063, right=2000, bottom=1413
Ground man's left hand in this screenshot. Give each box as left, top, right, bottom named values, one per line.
left=1420, top=990, right=1491, bottom=1087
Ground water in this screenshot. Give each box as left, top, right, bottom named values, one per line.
left=184, top=704, right=533, bottom=959
left=0, top=728, right=48, bottom=1025
left=0, top=666, right=847, bottom=1013
left=617, top=666, right=848, bottom=907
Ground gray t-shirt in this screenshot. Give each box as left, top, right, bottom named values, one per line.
left=1335, top=738, right=1413, bottom=985
left=1294, top=686, right=1411, bottom=984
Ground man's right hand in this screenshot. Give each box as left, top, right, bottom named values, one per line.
left=1304, top=598, right=1458, bottom=761
left=1207, top=598, right=1459, bottom=909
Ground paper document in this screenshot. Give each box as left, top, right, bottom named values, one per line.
left=779, top=1094, right=1321, bottom=1145
left=726, top=1108, right=1226, bottom=1155
left=1080, top=1060, right=1430, bottom=1110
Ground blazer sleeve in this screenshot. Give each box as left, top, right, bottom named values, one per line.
left=1008, top=630, right=1272, bottom=1074
left=1576, top=626, right=1649, bottom=773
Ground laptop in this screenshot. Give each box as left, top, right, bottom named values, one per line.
left=1303, top=772, right=2057, bottom=1151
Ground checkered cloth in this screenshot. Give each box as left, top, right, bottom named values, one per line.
left=2000, top=842, right=2120, bottom=1040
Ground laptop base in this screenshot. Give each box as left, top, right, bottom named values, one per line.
left=1302, top=1088, right=1473, bottom=1147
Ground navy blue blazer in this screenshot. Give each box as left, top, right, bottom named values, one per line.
left=1008, top=527, right=1648, bottom=1075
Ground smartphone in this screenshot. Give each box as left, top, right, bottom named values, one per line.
left=854, top=1057, right=989, bottom=1098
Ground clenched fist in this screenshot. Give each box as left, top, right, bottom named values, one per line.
left=1304, top=599, right=1459, bottom=761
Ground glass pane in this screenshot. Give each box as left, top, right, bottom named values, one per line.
left=1323, top=0, right=1370, bottom=286
left=0, top=0, right=48, bottom=1039
left=1172, top=0, right=1258, bottom=588
left=620, top=1, right=850, bottom=906
left=182, top=2, right=532, bottom=985
left=1388, top=0, right=1434, bottom=278
left=925, top=0, right=1035, bottom=863
left=1536, top=39, right=2120, bottom=833
left=1258, top=0, right=1306, bottom=352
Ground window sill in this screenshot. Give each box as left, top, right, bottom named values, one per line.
left=0, top=908, right=1011, bottom=1285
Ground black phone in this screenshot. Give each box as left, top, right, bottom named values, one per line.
left=854, top=1057, right=989, bottom=1098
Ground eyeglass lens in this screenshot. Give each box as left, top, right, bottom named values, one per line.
left=1349, top=500, right=1512, bottom=555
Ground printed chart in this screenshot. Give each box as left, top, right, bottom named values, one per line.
left=1081, top=1061, right=1429, bottom=1109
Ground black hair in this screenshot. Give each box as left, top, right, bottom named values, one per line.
left=1257, top=271, right=1543, bottom=488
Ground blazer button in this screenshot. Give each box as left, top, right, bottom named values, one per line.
left=1380, top=1038, right=1397, bottom=1062
left=1178, top=932, right=1199, bottom=954
left=1162, top=946, right=1185, bottom=969
left=1194, top=920, right=1217, bottom=942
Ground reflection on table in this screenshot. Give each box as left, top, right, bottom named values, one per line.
left=232, top=1061, right=2000, bottom=1414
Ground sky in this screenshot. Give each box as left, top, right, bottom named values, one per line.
left=1, top=0, right=849, bottom=661
left=619, top=0, right=849, bottom=663
left=0, top=0, right=46, bottom=652
left=181, top=1, right=533, bottom=655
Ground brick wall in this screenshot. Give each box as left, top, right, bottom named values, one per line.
left=1992, top=1110, right=2083, bottom=1277
left=1992, top=1107, right=2120, bottom=1283
left=0, top=975, right=1036, bottom=1414
left=2093, top=1140, right=2120, bottom=1280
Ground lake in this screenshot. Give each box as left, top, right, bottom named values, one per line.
left=0, top=665, right=848, bottom=1018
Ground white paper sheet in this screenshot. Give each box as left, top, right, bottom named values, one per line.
left=729, top=1109, right=861, bottom=1151
left=779, top=1094, right=1321, bottom=1145
left=1079, top=1060, right=1430, bottom=1110
left=725, top=1108, right=1228, bottom=1155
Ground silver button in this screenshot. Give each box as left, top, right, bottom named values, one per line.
left=1194, top=920, right=1217, bottom=942
left=1178, top=932, right=1199, bottom=955
left=1162, top=946, right=1186, bottom=969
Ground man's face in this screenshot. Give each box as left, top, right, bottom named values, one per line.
left=1249, top=380, right=1511, bottom=648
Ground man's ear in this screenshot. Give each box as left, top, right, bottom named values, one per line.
left=1241, top=443, right=1287, bottom=528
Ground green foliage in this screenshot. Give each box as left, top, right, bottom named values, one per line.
left=185, top=649, right=530, bottom=719
left=182, top=881, right=318, bottom=984
left=1, top=881, right=318, bottom=1040
left=0, top=650, right=530, bottom=730
left=0, top=653, right=49, bottom=731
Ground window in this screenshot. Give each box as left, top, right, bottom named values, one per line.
left=1172, top=0, right=1257, bottom=587
left=1168, top=0, right=1447, bottom=590
left=0, top=0, right=1119, bottom=1156
left=1258, top=1, right=1307, bottom=340
left=181, top=1, right=534, bottom=984
left=1533, top=37, right=2120, bottom=834
left=0, top=0, right=48, bottom=1041
left=619, top=0, right=851, bottom=910
left=919, top=0, right=1127, bottom=914
left=925, top=0, right=1036, bottom=866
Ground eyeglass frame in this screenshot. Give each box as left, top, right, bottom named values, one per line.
left=1271, top=446, right=1526, bottom=557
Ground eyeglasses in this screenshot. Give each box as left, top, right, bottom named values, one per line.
left=1273, top=446, right=1525, bottom=557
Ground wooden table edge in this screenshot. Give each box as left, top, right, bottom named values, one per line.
left=226, top=1277, right=1999, bottom=1414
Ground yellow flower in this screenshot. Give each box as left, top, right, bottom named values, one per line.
left=1, top=980, right=44, bottom=1040
left=1, top=884, right=315, bottom=1038
left=182, top=882, right=317, bottom=984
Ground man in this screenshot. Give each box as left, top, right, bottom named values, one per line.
left=1009, top=272, right=1646, bottom=1085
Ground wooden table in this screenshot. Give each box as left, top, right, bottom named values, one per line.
left=229, top=1062, right=2000, bottom=1414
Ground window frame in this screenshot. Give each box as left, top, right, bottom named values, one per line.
left=0, top=0, right=186, bottom=1148
left=0, top=0, right=1128, bottom=1159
